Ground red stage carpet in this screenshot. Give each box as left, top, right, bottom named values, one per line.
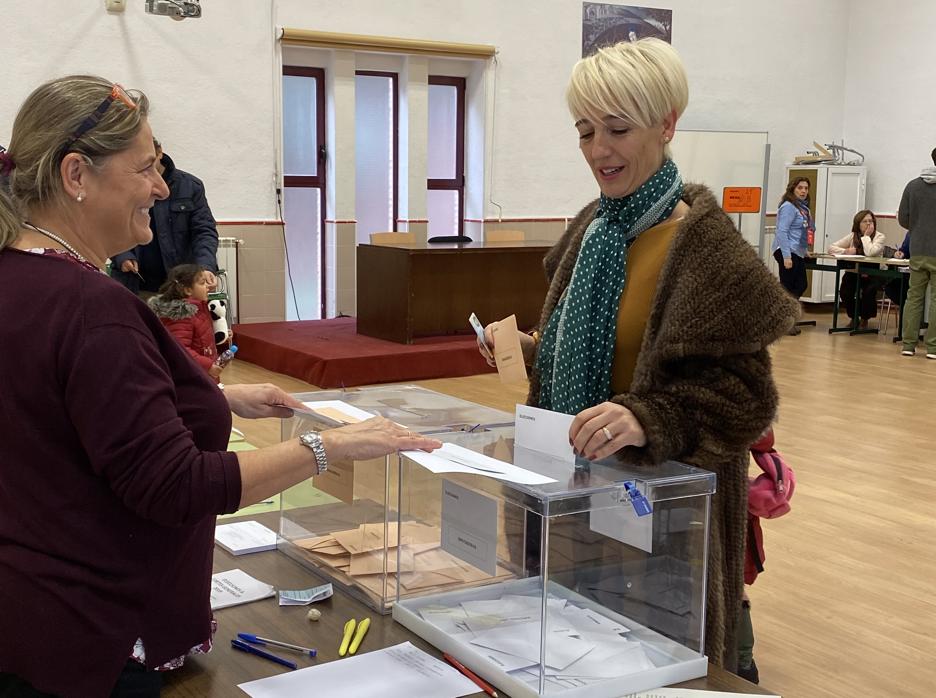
left=233, top=317, right=497, bottom=388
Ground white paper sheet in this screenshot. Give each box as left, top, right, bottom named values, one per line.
left=590, top=501, right=654, bottom=554
left=210, top=569, right=275, bottom=610
left=624, top=688, right=780, bottom=698
left=515, top=404, right=575, bottom=460
left=549, top=642, right=654, bottom=678
left=441, top=479, right=498, bottom=576
left=278, top=582, right=333, bottom=606
left=559, top=604, right=629, bottom=636
left=468, top=621, right=595, bottom=671
left=294, top=399, right=377, bottom=424
left=237, top=642, right=478, bottom=698
left=214, top=521, right=278, bottom=556
left=402, top=442, right=557, bottom=485
left=832, top=253, right=864, bottom=259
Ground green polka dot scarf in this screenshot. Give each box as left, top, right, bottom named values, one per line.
left=536, top=159, right=683, bottom=414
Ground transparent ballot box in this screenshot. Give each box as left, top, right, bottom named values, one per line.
left=391, top=429, right=716, bottom=698
left=278, top=386, right=513, bottom=612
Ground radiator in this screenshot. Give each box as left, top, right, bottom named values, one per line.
left=216, top=237, right=243, bottom=324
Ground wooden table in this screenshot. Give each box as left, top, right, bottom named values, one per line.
left=806, top=254, right=909, bottom=338
left=162, top=516, right=774, bottom=697
left=356, top=240, right=552, bottom=344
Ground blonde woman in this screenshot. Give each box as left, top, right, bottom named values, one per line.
left=0, top=76, right=439, bottom=696
left=483, top=39, right=798, bottom=672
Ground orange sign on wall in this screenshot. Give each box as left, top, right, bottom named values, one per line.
left=722, top=187, right=762, bottom=213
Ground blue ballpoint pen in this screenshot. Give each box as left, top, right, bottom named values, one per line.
left=231, top=639, right=297, bottom=670
left=237, top=632, right=317, bottom=657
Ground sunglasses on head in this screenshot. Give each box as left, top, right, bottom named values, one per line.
left=62, top=84, right=137, bottom=154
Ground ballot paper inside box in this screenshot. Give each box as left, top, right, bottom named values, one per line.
left=277, top=385, right=514, bottom=613
left=392, top=427, right=716, bottom=698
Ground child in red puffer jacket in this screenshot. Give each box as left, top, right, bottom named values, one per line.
left=148, top=264, right=222, bottom=382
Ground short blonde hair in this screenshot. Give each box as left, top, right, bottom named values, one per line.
left=0, top=75, right=149, bottom=250
left=567, top=38, right=689, bottom=130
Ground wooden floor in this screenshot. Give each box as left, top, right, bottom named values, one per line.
left=225, top=306, right=936, bottom=698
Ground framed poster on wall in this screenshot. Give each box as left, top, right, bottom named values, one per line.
left=582, top=2, right=673, bottom=56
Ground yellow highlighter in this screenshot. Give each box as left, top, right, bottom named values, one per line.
left=347, top=617, right=370, bottom=655
left=338, top=618, right=356, bottom=657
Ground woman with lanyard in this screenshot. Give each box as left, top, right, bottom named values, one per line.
left=772, top=176, right=814, bottom=334
left=482, top=39, right=797, bottom=673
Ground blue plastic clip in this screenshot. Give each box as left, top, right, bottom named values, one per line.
left=623, top=481, right=652, bottom=517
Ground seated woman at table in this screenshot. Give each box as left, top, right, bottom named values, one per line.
left=827, top=209, right=886, bottom=328
left=482, top=38, right=797, bottom=674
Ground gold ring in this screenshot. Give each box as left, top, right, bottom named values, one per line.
left=601, top=426, right=614, bottom=442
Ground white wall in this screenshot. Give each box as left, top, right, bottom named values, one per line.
left=3, top=0, right=858, bottom=220
left=275, top=0, right=849, bottom=217
left=0, top=0, right=278, bottom=220
left=843, top=0, right=935, bottom=214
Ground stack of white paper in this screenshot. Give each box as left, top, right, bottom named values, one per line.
left=215, top=520, right=278, bottom=556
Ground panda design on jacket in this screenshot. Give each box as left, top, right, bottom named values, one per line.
left=207, top=298, right=229, bottom=346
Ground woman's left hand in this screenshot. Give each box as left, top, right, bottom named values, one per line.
left=224, top=383, right=305, bottom=419
left=205, top=270, right=218, bottom=291
left=570, top=401, right=646, bottom=461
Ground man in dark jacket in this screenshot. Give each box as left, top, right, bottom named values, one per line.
left=897, top=146, right=936, bottom=357
left=112, top=139, right=219, bottom=294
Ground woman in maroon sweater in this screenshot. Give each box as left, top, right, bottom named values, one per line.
left=0, top=76, right=440, bottom=697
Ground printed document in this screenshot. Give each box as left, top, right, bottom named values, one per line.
left=238, top=642, right=478, bottom=698
left=210, top=569, right=275, bottom=610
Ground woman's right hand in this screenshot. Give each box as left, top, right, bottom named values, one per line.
left=480, top=322, right=537, bottom=366
left=894, top=250, right=905, bottom=259
left=320, top=417, right=441, bottom=461
left=783, top=258, right=793, bottom=270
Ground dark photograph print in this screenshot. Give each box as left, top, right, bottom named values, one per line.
left=582, top=2, right=673, bottom=56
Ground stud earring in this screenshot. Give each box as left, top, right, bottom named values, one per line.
left=76, top=193, right=85, bottom=202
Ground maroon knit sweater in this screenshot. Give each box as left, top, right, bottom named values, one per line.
left=0, top=249, right=242, bottom=696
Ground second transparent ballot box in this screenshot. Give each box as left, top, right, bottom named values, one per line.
left=391, top=428, right=716, bottom=698
left=277, top=385, right=513, bottom=612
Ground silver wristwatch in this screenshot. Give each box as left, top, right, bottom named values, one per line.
left=298, top=431, right=328, bottom=475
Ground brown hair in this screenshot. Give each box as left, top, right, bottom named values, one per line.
left=779, top=177, right=810, bottom=207
left=158, top=264, right=208, bottom=301
left=850, top=209, right=877, bottom=255
left=0, top=75, right=149, bottom=251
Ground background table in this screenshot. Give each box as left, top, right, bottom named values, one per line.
left=356, top=240, right=552, bottom=344
left=162, top=515, right=774, bottom=697
left=806, top=254, right=909, bottom=336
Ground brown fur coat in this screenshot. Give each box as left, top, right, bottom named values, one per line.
left=527, top=183, right=798, bottom=668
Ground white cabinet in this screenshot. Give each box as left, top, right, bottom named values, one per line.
left=783, top=165, right=867, bottom=303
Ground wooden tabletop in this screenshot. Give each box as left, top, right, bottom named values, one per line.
left=163, top=517, right=773, bottom=697
left=358, top=239, right=555, bottom=251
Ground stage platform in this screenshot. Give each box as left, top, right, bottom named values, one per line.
left=232, top=317, right=497, bottom=388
